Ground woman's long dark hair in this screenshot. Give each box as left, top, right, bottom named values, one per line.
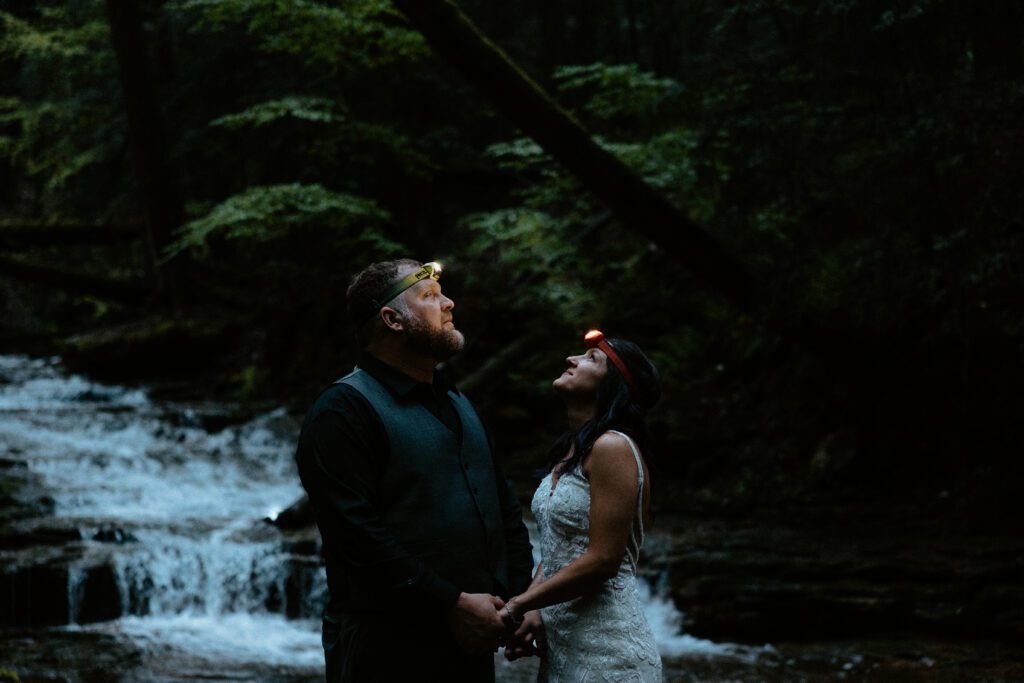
left=547, top=337, right=661, bottom=476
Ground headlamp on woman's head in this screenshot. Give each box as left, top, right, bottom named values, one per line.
left=584, top=329, right=640, bottom=399
left=366, top=261, right=443, bottom=321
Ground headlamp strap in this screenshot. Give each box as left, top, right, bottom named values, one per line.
left=584, top=330, right=640, bottom=399
left=370, top=261, right=443, bottom=312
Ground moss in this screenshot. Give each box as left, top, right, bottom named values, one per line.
left=233, top=364, right=259, bottom=398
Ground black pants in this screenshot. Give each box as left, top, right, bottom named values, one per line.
left=324, top=613, right=495, bottom=683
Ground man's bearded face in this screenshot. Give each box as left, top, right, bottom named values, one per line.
left=403, top=308, right=464, bottom=361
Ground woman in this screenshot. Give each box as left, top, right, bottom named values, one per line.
left=503, top=329, right=662, bottom=682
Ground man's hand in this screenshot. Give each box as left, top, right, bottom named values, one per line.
left=447, top=592, right=506, bottom=652
left=504, top=610, right=545, bottom=661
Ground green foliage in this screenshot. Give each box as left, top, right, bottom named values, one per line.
left=0, top=4, right=118, bottom=195
left=174, top=0, right=428, bottom=72
left=324, top=119, right=435, bottom=180
left=471, top=64, right=712, bottom=334
left=0, top=98, right=110, bottom=191
left=210, top=96, right=343, bottom=129
left=169, top=183, right=393, bottom=256
left=484, top=138, right=547, bottom=168
left=461, top=208, right=588, bottom=317
left=553, top=63, right=681, bottom=121
left=2, top=0, right=1021, bottom=496
left=0, top=7, right=108, bottom=62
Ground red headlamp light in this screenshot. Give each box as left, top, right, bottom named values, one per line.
left=584, top=329, right=640, bottom=400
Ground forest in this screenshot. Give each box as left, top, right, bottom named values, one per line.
left=1, top=1, right=1022, bottom=681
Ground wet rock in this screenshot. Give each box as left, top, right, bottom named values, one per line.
left=0, top=628, right=143, bottom=682
left=659, top=514, right=1024, bottom=643
left=34, top=495, right=56, bottom=514
left=0, top=464, right=54, bottom=526
left=75, top=563, right=122, bottom=624
left=267, top=494, right=313, bottom=529
left=0, top=525, right=82, bottom=550
left=284, top=556, right=325, bottom=619
left=223, top=521, right=280, bottom=544
left=161, top=405, right=261, bottom=434
left=197, top=409, right=257, bottom=434
left=0, top=563, right=70, bottom=626
left=282, top=537, right=319, bottom=556
left=92, top=526, right=136, bottom=544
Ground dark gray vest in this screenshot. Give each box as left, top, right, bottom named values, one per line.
left=338, top=367, right=509, bottom=600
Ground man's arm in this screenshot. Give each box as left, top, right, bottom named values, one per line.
left=296, top=398, right=461, bottom=611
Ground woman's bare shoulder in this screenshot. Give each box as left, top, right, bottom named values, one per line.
left=583, top=432, right=638, bottom=477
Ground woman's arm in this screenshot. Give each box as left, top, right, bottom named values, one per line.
left=530, top=561, right=544, bottom=586
left=504, top=561, right=547, bottom=660
left=504, top=433, right=639, bottom=619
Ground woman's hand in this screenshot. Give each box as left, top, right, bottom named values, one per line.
left=504, top=610, right=546, bottom=661
left=499, top=595, right=524, bottom=630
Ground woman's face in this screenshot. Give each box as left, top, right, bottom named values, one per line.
left=552, top=346, right=608, bottom=398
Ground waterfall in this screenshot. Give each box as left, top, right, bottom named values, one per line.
left=0, top=354, right=324, bottom=669
left=1, top=353, right=732, bottom=676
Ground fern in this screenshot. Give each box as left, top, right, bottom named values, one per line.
left=553, top=63, right=681, bottom=120
left=210, top=96, right=343, bottom=129
left=174, top=0, right=427, bottom=72
left=169, top=183, right=392, bottom=256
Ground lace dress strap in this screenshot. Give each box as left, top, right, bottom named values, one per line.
left=606, top=430, right=645, bottom=570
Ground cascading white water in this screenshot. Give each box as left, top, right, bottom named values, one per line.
left=0, top=354, right=324, bottom=670
left=1, top=354, right=758, bottom=676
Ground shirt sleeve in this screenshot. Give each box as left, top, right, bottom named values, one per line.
left=484, top=423, right=535, bottom=596
left=295, top=387, right=461, bottom=613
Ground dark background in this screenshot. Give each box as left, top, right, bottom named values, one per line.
left=1, top=0, right=1022, bottom=672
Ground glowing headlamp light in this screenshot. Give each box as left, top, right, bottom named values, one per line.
left=367, top=261, right=443, bottom=319
left=584, top=329, right=640, bottom=399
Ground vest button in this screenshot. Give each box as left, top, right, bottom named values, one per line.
left=473, top=486, right=479, bottom=494
left=462, top=462, right=469, bottom=470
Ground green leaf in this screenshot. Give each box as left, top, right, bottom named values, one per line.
left=552, top=62, right=681, bottom=120
left=174, top=0, right=427, bottom=72
left=168, top=183, right=391, bottom=256
left=211, top=96, right=344, bottom=129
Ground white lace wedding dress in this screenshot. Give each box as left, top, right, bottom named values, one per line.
left=530, top=430, right=662, bottom=682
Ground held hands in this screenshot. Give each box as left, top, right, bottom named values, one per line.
left=501, top=597, right=546, bottom=661
left=448, top=592, right=507, bottom=652
left=447, top=592, right=546, bottom=658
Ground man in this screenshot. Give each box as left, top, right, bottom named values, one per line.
left=295, top=258, right=534, bottom=682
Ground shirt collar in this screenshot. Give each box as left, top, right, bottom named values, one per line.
left=356, top=351, right=460, bottom=398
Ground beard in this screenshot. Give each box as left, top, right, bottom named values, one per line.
left=403, top=317, right=465, bottom=361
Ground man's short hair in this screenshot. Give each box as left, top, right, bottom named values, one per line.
left=347, top=258, right=421, bottom=346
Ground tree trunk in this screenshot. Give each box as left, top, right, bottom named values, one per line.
left=390, top=0, right=756, bottom=310
left=105, top=0, right=183, bottom=307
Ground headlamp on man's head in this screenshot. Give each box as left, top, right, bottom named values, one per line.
left=365, top=261, right=443, bottom=321
left=584, top=329, right=640, bottom=399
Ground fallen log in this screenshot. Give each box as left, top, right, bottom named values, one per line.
left=0, top=255, right=151, bottom=305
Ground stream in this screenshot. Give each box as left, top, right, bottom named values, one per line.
left=0, top=354, right=770, bottom=681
